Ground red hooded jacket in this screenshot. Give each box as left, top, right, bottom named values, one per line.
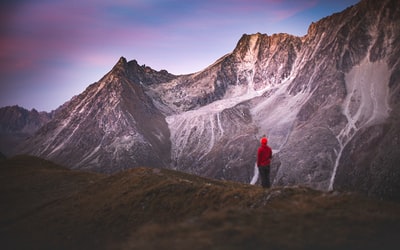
left=257, top=138, right=272, bottom=167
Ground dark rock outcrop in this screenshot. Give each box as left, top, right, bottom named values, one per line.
left=0, top=105, right=52, bottom=156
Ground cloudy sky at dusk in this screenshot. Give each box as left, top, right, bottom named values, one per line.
left=1, top=0, right=359, bottom=111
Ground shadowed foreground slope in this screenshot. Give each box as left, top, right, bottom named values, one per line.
left=1, top=156, right=399, bottom=250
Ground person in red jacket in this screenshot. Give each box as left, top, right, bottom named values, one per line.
left=257, top=136, right=272, bottom=188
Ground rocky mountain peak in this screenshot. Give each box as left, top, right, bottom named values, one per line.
left=0, top=105, right=52, bottom=134
left=0, top=105, right=52, bottom=156
left=234, top=32, right=300, bottom=59
left=110, top=56, right=128, bottom=74
left=117, top=56, right=127, bottom=65
left=100, top=57, right=176, bottom=91
left=17, top=55, right=173, bottom=173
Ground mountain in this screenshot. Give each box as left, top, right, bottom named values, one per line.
left=0, top=105, right=52, bottom=156
left=18, top=58, right=176, bottom=173
left=1, top=155, right=399, bottom=250
left=15, top=0, right=400, bottom=200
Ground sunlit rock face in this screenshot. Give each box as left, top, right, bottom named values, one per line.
left=17, top=0, right=400, bottom=199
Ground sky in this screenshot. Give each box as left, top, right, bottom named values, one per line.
left=0, top=0, right=359, bottom=112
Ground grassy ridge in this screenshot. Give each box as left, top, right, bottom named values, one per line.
left=1, top=155, right=399, bottom=250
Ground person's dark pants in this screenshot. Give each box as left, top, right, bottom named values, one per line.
left=258, top=165, right=270, bottom=188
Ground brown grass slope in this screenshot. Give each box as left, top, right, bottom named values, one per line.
left=0, top=155, right=399, bottom=250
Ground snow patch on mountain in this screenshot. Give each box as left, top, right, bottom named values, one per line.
left=166, top=81, right=273, bottom=167
left=251, top=80, right=311, bottom=150
left=250, top=162, right=259, bottom=185
left=329, top=58, right=391, bottom=190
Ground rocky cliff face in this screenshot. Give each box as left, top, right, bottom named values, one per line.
left=15, top=0, right=400, bottom=200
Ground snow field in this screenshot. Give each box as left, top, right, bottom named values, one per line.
left=329, top=58, right=391, bottom=190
